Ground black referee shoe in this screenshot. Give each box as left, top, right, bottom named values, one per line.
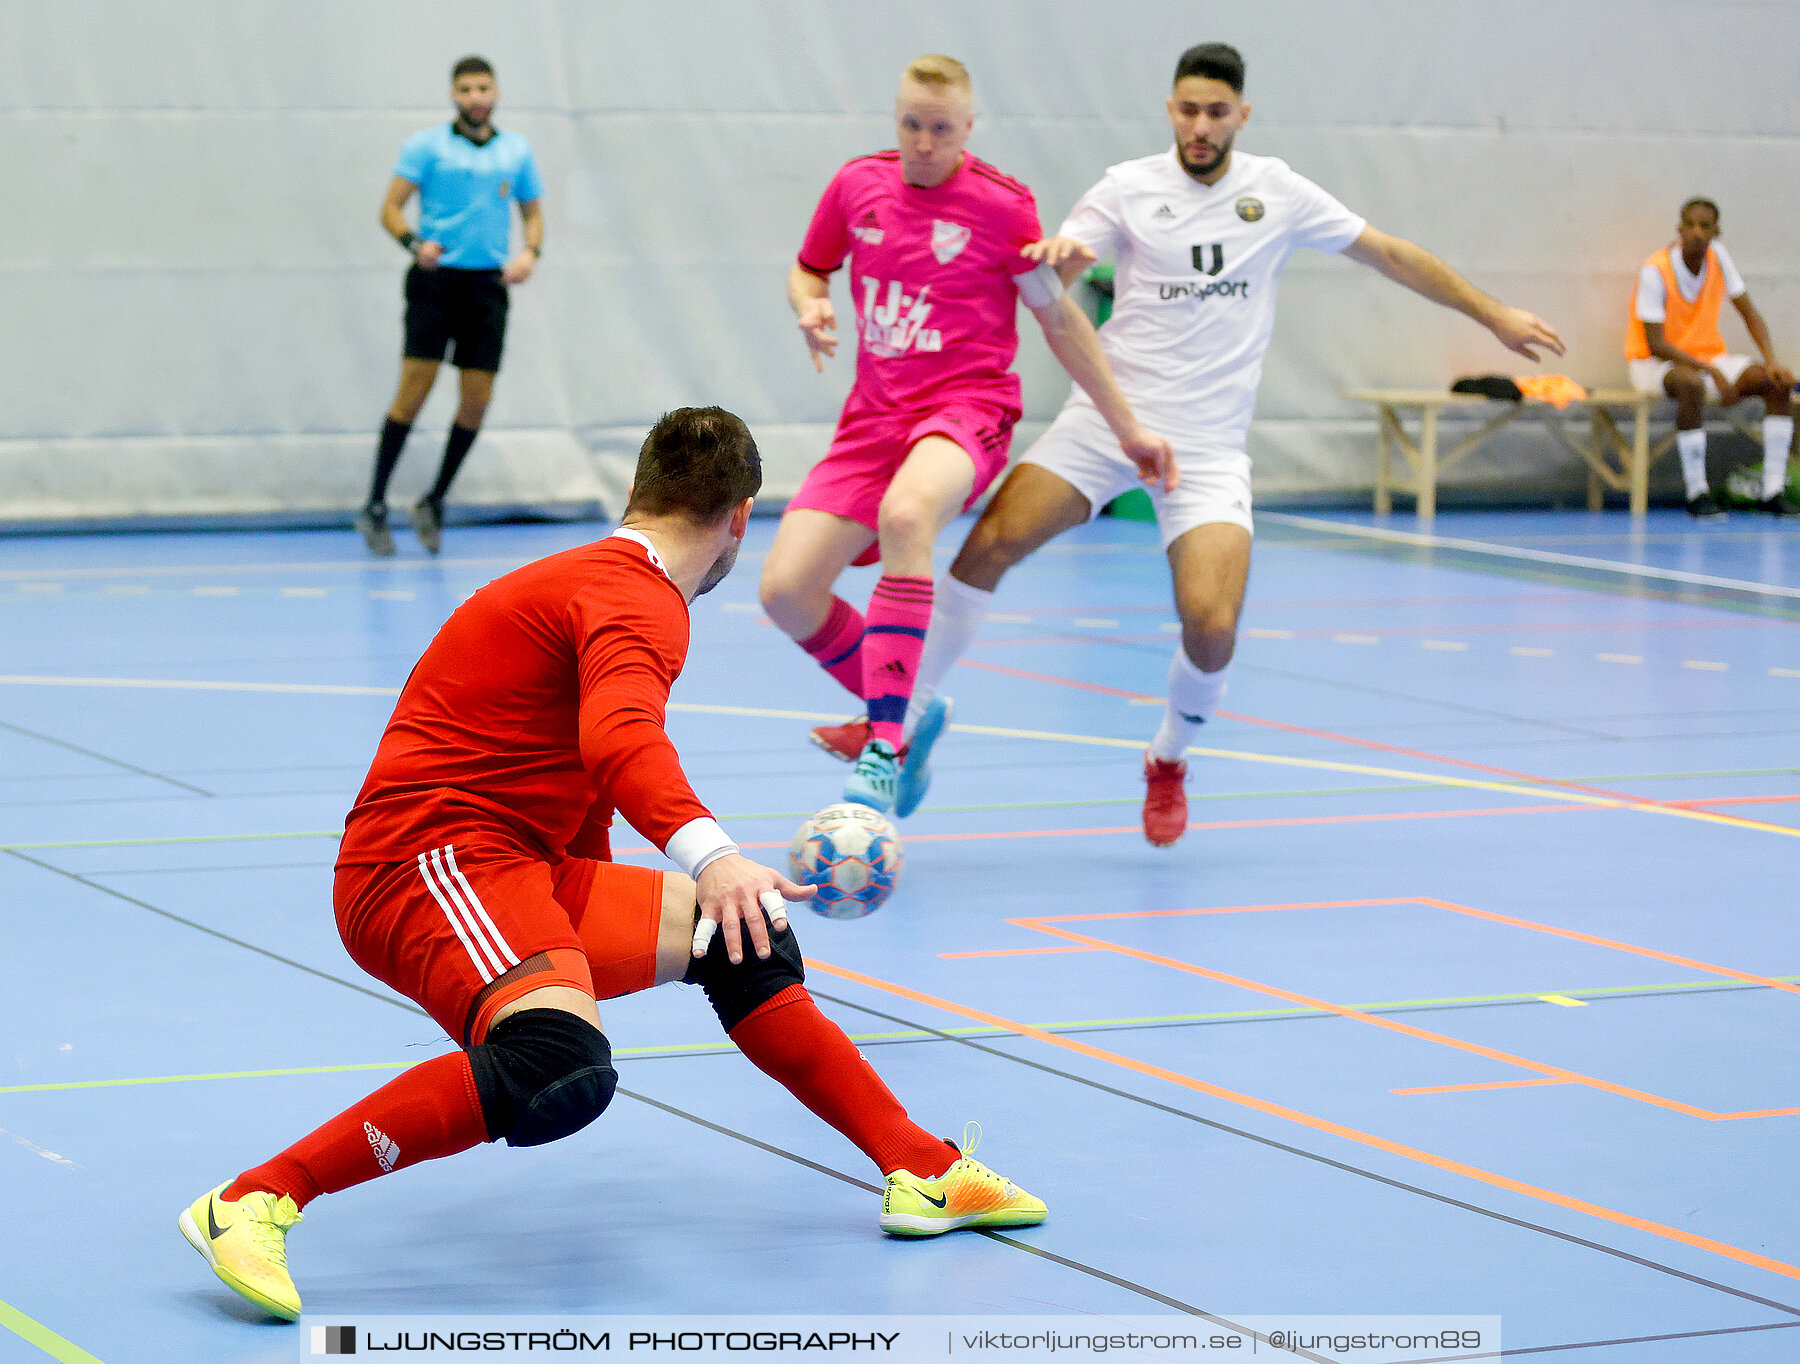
left=1758, top=492, right=1799, bottom=517
left=355, top=504, right=396, bottom=557
left=412, top=498, right=443, bottom=555
left=1685, top=492, right=1727, bottom=521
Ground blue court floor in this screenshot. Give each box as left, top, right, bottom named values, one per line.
left=2, top=507, right=1798, bottom=1361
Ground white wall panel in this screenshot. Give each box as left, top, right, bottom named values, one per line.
left=1, top=0, right=1795, bottom=523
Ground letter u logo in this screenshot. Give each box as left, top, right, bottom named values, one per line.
left=1191, top=244, right=1224, bottom=276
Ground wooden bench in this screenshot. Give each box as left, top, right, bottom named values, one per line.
left=1342, top=388, right=1768, bottom=520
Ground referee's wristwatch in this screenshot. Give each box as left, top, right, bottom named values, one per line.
left=398, top=232, right=421, bottom=257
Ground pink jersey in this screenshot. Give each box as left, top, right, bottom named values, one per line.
left=798, top=150, right=1044, bottom=415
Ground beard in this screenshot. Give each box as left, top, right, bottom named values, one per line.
left=1178, top=133, right=1233, bottom=179
left=694, top=539, right=740, bottom=597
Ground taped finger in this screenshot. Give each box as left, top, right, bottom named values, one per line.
left=759, top=889, right=789, bottom=929
left=691, top=916, right=718, bottom=958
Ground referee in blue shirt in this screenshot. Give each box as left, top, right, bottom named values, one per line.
left=359, top=55, right=544, bottom=556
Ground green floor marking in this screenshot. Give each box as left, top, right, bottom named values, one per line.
left=0, top=1298, right=104, bottom=1364
left=11, top=973, right=1796, bottom=1097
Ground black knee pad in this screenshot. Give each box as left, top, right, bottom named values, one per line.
left=682, top=914, right=805, bottom=1032
left=468, top=1008, right=618, bottom=1148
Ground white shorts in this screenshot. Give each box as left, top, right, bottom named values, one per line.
left=1628, top=352, right=1754, bottom=399
left=1019, top=401, right=1253, bottom=550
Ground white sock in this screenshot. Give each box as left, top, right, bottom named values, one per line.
left=904, top=574, right=991, bottom=737
left=1763, top=416, right=1794, bottom=499
left=1147, top=651, right=1229, bottom=762
left=1677, top=428, right=1708, bottom=499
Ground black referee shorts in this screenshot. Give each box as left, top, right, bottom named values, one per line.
left=403, top=265, right=509, bottom=372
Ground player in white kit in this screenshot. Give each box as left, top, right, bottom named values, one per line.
left=902, top=43, right=1565, bottom=846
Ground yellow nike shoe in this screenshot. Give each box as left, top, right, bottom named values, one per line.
left=879, top=1125, right=1046, bottom=1238
left=179, top=1182, right=304, bottom=1321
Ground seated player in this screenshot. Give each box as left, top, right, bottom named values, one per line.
left=177, top=408, right=1044, bottom=1323
left=1626, top=197, right=1794, bottom=518
left=761, top=54, right=1173, bottom=819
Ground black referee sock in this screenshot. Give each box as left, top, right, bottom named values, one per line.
left=367, top=417, right=413, bottom=511
left=427, top=424, right=480, bottom=504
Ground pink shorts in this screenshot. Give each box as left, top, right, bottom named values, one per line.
left=788, top=395, right=1019, bottom=535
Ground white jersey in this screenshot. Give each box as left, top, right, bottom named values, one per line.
left=1060, top=148, right=1365, bottom=445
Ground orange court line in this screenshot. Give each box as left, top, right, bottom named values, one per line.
left=1012, top=920, right=1730, bottom=1121
left=1410, top=898, right=1800, bottom=998
left=1392, top=1078, right=1573, bottom=1096
left=1009, top=898, right=1800, bottom=1118
left=803, top=957, right=1800, bottom=1283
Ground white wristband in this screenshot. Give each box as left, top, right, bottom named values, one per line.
left=664, top=816, right=738, bottom=879
left=1015, top=261, right=1066, bottom=309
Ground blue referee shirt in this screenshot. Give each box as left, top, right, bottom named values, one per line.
left=394, top=124, right=543, bottom=270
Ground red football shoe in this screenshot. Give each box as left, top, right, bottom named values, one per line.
left=810, top=715, right=871, bottom=763
left=1142, top=755, right=1189, bottom=847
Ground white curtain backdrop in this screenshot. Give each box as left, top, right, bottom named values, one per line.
left=3, top=0, right=1796, bottom=523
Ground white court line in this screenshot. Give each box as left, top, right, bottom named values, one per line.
left=0, top=675, right=400, bottom=697
left=0, top=1127, right=80, bottom=1169
left=1, top=677, right=1795, bottom=841
left=0, top=556, right=528, bottom=582
left=1260, top=511, right=1800, bottom=601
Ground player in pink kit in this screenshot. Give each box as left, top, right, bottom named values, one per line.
left=761, top=54, right=1173, bottom=818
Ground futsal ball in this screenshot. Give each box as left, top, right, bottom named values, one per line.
left=788, top=802, right=904, bottom=919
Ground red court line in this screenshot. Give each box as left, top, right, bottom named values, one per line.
left=1393, top=1078, right=1572, bottom=1096
left=937, top=946, right=1097, bottom=959
left=612, top=792, right=1793, bottom=860
left=955, top=657, right=1800, bottom=839
left=957, top=657, right=1156, bottom=700
left=611, top=803, right=1594, bottom=858
left=803, top=957, right=1800, bottom=1283
left=1259, top=620, right=1782, bottom=639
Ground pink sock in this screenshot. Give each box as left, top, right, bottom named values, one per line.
left=862, top=575, right=933, bottom=748
left=798, top=596, right=866, bottom=699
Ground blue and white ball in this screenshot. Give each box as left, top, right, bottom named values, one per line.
left=788, top=802, right=904, bottom=919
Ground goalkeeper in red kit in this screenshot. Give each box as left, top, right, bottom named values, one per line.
left=178, top=408, right=1044, bottom=1322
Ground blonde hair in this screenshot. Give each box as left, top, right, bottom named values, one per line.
left=903, top=54, right=971, bottom=92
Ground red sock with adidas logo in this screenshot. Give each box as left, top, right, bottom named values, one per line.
left=861, top=575, right=933, bottom=749
left=223, top=1051, right=488, bottom=1209
left=729, top=984, right=955, bottom=1178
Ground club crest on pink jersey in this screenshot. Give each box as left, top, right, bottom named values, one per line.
left=931, top=220, right=972, bottom=264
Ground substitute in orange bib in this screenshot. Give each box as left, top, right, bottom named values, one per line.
left=1625, top=198, right=1795, bottom=518
left=177, top=408, right=1045, bottom=1324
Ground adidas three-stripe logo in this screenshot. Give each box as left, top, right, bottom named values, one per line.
left=416, top=844, right=520, bottom=984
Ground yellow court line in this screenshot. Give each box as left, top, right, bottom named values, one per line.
left=0, top=1298, right=103, bottom=1364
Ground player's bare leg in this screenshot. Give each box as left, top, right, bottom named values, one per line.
left=946, top=462, right=1096, bottom=593
left=359, top=357, right=442, bottom=555
left=634, top=872, right=1045, bottom=1234
left=413, top=367, right=495, bottom=554
left=1143, top=522, right=1251, bottom=846
left=843, top=436, right=976, bottom=812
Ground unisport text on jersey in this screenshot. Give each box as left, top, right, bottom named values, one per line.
left=1158, top=279, right=1251, bottom=301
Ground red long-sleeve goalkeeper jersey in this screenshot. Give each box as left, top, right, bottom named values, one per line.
left=336, top=530, right=712, bottom=868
